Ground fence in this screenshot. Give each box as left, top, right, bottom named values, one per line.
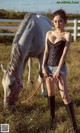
left=0, top=19, right=80, bottom=41
left=65, top=19, right=80, bottom=41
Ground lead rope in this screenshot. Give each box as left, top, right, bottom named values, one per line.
left=20, top=74, right=62, bottom=104
left=21, top=76, right=47, bottom=104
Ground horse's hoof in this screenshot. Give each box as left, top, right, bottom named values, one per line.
left=31, top=80, right=34, bottom=84
left=41, top=92, right=48, bottom=97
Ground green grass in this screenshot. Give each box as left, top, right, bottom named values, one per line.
left=0, top=40, right=80, bottom=133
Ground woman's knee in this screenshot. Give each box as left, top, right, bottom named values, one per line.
left=58, top=75, right=71, bottom=104
left=48, top=89, right=55, bottom=96
left=46, top=78, right=54, bottom=96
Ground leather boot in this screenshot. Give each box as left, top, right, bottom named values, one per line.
left=65, top=102, right=78, bottom=132
left=48, top=95, right=55, bottom=129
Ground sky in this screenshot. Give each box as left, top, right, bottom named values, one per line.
left=0, top=0, right=80, bottom=14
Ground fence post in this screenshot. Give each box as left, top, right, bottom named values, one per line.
left=74, top=19, right=77, bottom=41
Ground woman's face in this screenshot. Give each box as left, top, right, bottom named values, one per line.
left=53, top=15, right=65, bottom=31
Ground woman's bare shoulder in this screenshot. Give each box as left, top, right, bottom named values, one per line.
left=47, top=30, right=56, bottom=36
left=65, top=31, right=71, bottom=37
left=64, top=32, right=71, bottom=42
left=46, top=30, right=53, bottom=38
left=47, top=30, right=53, bottom=35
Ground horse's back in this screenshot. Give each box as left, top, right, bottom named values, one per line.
left=12, top=13, right=36, bottom=44
left=36, top=15, right=52, bottom=29
left=36, top=15, right=52, bottom=38
left=12, top=13, right=52, bottom=56
left=13, top=13, right=52, bottom=45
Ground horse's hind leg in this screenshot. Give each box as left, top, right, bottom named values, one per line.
left=38, top=75, right=47, bottom=97
left=24, top=57, right=33, bottom=84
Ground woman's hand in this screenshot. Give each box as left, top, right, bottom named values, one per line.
left=42, top=67, right=49, bottom=77
left=53, top=68, right=60, bottom=80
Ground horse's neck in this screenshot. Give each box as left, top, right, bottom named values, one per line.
left=8, top=44, right=25, bottom=79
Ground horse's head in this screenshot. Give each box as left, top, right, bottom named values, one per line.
left=1, top=64, right=22, bottom=108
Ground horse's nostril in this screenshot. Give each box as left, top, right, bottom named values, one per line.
left=9, top=85, right=13, bottom=88
left=8, top=100, right=15, bottom=106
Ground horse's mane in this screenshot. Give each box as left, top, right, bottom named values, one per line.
left=13, top=13, right=36, bottom=44
left=7, top=44, right=22, bottom=75
left=7, top=13, right=36, bottom=75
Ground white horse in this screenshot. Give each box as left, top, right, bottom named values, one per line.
left=1, top=13, right=52, bottom=108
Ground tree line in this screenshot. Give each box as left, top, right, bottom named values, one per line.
left=0, top=9, right=80, bottom=19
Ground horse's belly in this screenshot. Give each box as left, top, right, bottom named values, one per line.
left=29, top=44, right=44, bottom=57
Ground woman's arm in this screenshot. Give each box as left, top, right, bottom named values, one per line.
left=42, top=32, right=49, bottom=76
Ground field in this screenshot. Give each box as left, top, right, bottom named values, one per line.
left=0, top=39, right=80, bottom=133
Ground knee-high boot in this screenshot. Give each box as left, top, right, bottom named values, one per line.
left=48, top=95, right=55, bottom=128
left=65, top=102, right=78, bottom=132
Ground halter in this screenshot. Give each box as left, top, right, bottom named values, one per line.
left=5, top=71, right=23, bottom=101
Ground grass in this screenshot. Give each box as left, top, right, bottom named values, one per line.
left=0, top=40, right=80, bottom=133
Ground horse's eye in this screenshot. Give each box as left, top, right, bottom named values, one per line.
left=9, top=85, right=12, bottom=88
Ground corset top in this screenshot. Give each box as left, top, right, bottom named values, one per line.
left=47, top=39, right=66, bottom=66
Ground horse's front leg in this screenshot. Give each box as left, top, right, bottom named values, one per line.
left=27, top=58, right=33, bottom=84
left=38, top=57, right=47, bottom=97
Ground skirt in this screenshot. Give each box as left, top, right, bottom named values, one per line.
left=46, top=64, right=67, bottom=76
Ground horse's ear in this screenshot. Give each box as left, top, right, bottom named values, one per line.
left=0, top=64, right=6, bottom=73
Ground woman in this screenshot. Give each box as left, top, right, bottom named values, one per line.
left=42, top=9, right=78, bottom=132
